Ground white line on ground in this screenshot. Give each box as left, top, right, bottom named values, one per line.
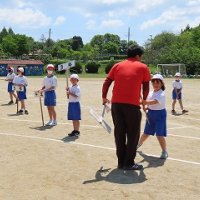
left=1, top=117, right=200, bottom=140
left=0, top=117, right=100, bottom=129
left=0, top=132, right=199, bottom=166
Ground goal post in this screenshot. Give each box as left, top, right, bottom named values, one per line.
left=157, top=63, right=187, bottom=77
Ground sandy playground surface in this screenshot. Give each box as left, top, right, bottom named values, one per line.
left=0, top=77, right=199, bottom=200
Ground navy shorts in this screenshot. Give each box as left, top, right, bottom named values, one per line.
left=44, top=90, right=56, bottom=106
left=172, top=89, right=182, bottom=100
left=68, top=102, right=81, bottom=120
left=8, top=82, right=14, bottom=92
left=144, top=109, right=167, bottom=137
left=17, top=87, right=27, bottom=100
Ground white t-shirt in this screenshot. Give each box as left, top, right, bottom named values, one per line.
left=6, top=73, right=15, bottom=82
left=147, top=89, right=165, bottom=110
left=172, top=80, right=182, bottom=89
left=42, top=76, right=57, bottom=90
left=13, top=75, right=28, bottom=86
left=69, top=84, right=81, bottom=102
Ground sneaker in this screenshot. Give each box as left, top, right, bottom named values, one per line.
left=124, top=164, right=143, bottom=171
left=17, top=109, right=24, bottom=114
left=50, top=120, right=57, bottom=126
left=45, top=120, right=52, bottom=126
left=171, top=109, right=176, bottom=114
left=74, top=131, right=80, bottom=137
left=182, top=110, right=188, bottom=114
left=24, top=110, right=29, bottom=115
left=160, top=151, right=168, bottom=159
left=68, top=130, right=77, bottom=137
left=8, top=100, right=14, bottom=105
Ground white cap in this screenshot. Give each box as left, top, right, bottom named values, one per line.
left=47, top=64, right=55, bottom=70
left=152, top=74, right=164, bottom=81
left=175, top=72, right=181, bottom=77
left=18, top=67, right=24, bottom=73
left=10, top=67, right=14, bottom=71
left=70, top=74, right=79, bottom=80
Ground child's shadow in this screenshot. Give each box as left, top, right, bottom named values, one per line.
left=61, top=135, right=79, bottom=142
left=83, top=166, right=147, bottom=185
left=30, top=126, right=53, bottom=131
left=7, top=113, right=20, bottom=117
left=137, top=151, right=166, bottom=169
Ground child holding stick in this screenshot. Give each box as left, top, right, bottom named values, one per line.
left=13, top=67, right=28, bottom=114
left=38, top=64, right=57, bottom=126
left=137, top=74, right=168, bottom=159
left=67, top=74, right=81, bottom=137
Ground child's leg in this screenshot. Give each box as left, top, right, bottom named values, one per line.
left=21, top=100, right=25, bottom=110
left=9, top=92, right=13, bottom=101
left=156, top=136, right=167, bottom=151
left=138, top=133, right=150, bottom=146
left=73, top=120, right=80, bottom=131
left=12, top=92, right=17, bottom=100
left=51, top=106, right=56, bottom=121
left=47, top=107, right=53, bottom=120
left=172, top=99, right=176, bottom=110
left=178, top=99, right=184, bottom=110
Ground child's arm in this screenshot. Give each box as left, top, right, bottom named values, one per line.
left=143, top=99, right=158, bottom=105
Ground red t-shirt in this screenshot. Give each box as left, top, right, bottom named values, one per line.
left=108, top=58, right=151, bottom=106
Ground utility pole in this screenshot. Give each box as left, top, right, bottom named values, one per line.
left=127, top=27, right=130, bottom=47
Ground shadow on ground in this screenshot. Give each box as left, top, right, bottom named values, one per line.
left=83, top=166, right=147, bottom=185
left=137, top=151, right=166, bottom=169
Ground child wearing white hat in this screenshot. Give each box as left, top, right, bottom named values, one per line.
left=38, top=64, right=57, bottom=126
left=137, top=74, right=168, bottom=159
left=5, top=66, right=17, bottom=105
left=67, top=74, right=81, bottom=137
left=171, top=72, right=188, bottom=114
left=13, top=67, right=28, bottom=114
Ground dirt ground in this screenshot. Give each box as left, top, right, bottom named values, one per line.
left=0, top=77, right=199, bottom=200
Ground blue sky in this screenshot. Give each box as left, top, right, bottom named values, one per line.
left=0, top=0, right=200, bottom=45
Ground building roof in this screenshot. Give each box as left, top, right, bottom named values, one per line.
left=0, top=59, right=44, bottom=65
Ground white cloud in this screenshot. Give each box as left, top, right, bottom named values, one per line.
left=86, top=19, right=96, bottom=29
left=96, top=0, right=129, bottom=5
left=100, top=19, right=124, bottom=28
left=0, top=8, right=51, bottom=28
left=140, top=4, right=200, bottom=31
left=54, top=16, right=66, bottom=26
left=187, top=0, right=200, bottom=5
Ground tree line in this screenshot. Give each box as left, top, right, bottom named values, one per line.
left=0, top=25, right=200, bottom=74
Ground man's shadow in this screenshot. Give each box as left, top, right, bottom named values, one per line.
left=61, top=135, right=79, bottom=142
left=137, top=151, right=166, bottom=169
left=83, top=166, right=147, bottom=185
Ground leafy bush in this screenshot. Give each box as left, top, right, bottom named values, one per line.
left=105, top=60, right=117, bottom=74
left=70, top=61, right=83, bottom=74
left=85, top=61, right=100, bottom=73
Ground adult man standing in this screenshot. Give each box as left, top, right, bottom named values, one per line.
left=102, top=45, right=151, bottom=170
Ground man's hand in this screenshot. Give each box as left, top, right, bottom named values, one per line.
left=102, top=98, right=110, bottom=105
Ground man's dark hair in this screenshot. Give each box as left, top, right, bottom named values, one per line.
left=127, top=45, right=144, bottom=58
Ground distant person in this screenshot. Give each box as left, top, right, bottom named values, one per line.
left=137, top=74, right=168, bottom=159
left=102, top=45, right=151, bottom=170
left=67, top=74, right=81, bottom=137
left=38, top=64, right=57, bottom=126
left=5, top=66, right=17, bottom=105
left=171, top=72, right=188, bottom=114
left=13, top=67, right=28, bottom=114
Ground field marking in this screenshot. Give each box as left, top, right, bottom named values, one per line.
left=0, top=117, right=100, bottom=129
left=1, top=117, right=200, bottom=140
left=0, top=132, right=199, bottom=166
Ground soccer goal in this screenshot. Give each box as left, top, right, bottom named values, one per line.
left=157, top=63, right=187, bottom=77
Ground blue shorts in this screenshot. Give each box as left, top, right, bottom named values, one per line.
left=172, top=89, right=182, bottom=100
left=44, top=91, right=56, bottom=106
left=8, top=82, right=14, bottom=92
left=144, top=109, right=167, bottom=137
left=68, top=102, right=81, bottom=120
left=17, top=87, right=27, bottom=100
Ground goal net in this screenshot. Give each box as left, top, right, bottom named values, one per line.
left=157, top=63, right=187, bottom=77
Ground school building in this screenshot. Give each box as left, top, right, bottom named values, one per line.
left=0, top=60, right=44, bottom=76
